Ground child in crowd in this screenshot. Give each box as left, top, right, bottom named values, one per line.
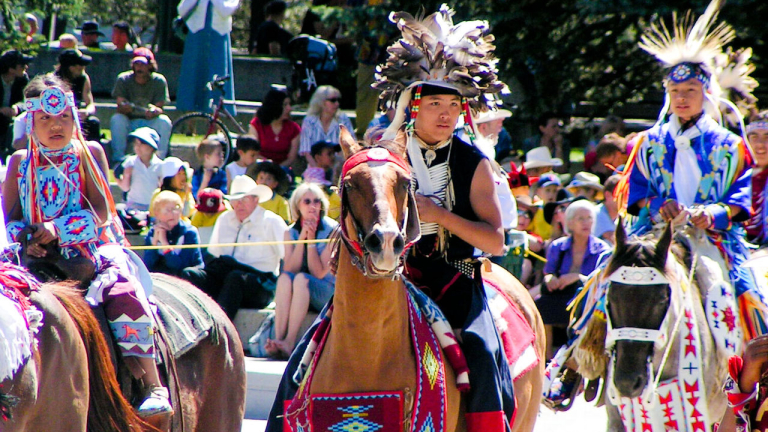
left=515, top=195, right=544, bottom=293
left=309, top=141, right=339, bottom=184
left=246, top=160, right=291, bottom=223
left=143, top=191, right=204, bottom=276
left=191, top=138, right=227, bottom=198
left=529, top=172, right=562, bottom=240
left=150, top=157, right=196, bottom=219
left=565, top=171, right=604, bottom=202
left=226, top=136, right=261, bottom=191
left=190, top=187, right=228, bottom=228
left=593, top=174, right=621, bottom=244
left=116, top=127, right=164, bottom=211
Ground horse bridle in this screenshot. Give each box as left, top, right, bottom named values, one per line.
left=337, top=147, right=421, bottom=279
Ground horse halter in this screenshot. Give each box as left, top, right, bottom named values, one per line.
left=338, top=147, right=421, bottom=279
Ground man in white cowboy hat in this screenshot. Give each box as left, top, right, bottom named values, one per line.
left=181, top=175, right=287, bottom=320
left=523, top=146, right=563, bottom=177
left=474, top=108, right=514, bottom=163
left=566, top=171, right=604, bottom=202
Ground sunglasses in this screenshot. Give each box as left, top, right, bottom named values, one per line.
left=302, top=198, right=322, bottom=205
left=326, top=97, right=341, bottom=103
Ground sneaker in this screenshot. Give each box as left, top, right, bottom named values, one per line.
left=137, top=386, right=173, bottom=418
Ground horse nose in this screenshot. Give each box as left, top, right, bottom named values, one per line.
left=364, top=227, right=404, bottom=256
left=614, top=372, right=646, bottom=398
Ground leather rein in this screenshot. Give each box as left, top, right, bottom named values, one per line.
left=335, top=147, right=421, bottom=280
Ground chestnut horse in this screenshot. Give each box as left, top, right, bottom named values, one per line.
left=288, top=128, right=545, bottom=431
left=0, top=270, right=246, bottom=432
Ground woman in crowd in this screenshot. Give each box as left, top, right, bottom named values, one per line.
left=746, top=111, right=768, bottom=246
left=298, top=85, right=354, bottom=167
left=266, top=183, right=337, bottom=358
left=536, top=199, right=610, bottom=359
left=248, top=87, right=300, bottom=168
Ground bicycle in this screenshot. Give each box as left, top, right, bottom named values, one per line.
left=168, top=75, right=247, bottom=163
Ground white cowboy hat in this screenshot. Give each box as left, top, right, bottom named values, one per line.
left=524, top=147, right=563, bottom=169
left=225, top=175, right=273, bottom=202
left=475, top=109, right=512, bottom=124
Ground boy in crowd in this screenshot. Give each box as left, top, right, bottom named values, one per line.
left=309, top=140, right=340, bottom=184
left=592, top=174, right=621, bottom=244
left=529, top=173, right=562, bottom=241
left=190, top=187, right=228, bottom=228
left=247, top=160, right=291, bottom=223
left=191, top=138, right=227, bottom=198
left=143, top=191, right=204, bottom=276
left=226, top=136, right=261, bottom=191
left=116, top=127, right=164, bottom=211
left=565, top=172, right=604, bottom=203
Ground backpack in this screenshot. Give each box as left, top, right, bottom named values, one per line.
left=287, top=35, right=338, bottom=72
left=247, top=311, right=276, bottom=357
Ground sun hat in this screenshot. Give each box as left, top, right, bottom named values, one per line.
left=566, top=171, right=605, bottom=200
left=524, top=146, right=563, bottom=170
left=160, top=157, right=192, bottom=180
left=302, top=167, right=331, bottom=186
left=196, top=188, right=226, bottom=213
left=225, top=175, right=273, bottom=202
left=475, top=109, right=512, bottom=124
left=128, top=127, right=159, bottom=150
left=515, top=195, right=541, bottom=213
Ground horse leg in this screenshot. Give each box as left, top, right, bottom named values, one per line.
left=605, top=398, right=624, bottom=432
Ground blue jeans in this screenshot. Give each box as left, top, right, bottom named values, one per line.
left=109, top=113, right=172, bottom=162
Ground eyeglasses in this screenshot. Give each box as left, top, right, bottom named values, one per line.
left=302, top=198, right=322, bottom=205
left=326, top=97, right=341, bottom=103
left=517, top=211, right=531, bottom=218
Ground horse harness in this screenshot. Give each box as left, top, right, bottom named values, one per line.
left=335, top=147, right=421, bottom=279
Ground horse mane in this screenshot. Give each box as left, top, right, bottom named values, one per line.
left=46, top=281, right=156, bottom=432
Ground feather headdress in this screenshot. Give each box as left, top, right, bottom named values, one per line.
left=374, top=4, right=507, bottom=140
left=714, top=47, right=759, bottom=126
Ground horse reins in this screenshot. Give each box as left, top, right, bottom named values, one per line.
left=337, top=147, right=417, bottom=279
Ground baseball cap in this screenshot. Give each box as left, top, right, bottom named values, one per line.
left=196, top=188, right=226, bottom=213
left=310, top=140, right=341, bottom=157
left=535, top=173, right=561, bottom=189
left=132, top=47, right=155, bottom=64
left=58, top=49, right=92, bottom=67
left=128, top=127, right=159, bottom=150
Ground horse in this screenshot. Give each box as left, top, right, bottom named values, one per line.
left=0, top=264, right=246, bottom=432
left=574, top=221, right=730, bottom=432
left=278, top=127, right=545, bottom=432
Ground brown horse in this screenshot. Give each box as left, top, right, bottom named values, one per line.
left=303, top=128, right=545, bottom=431
left=0, top=270, right=246, bottom=432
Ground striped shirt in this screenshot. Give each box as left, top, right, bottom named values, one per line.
left=299, top=113, right=355, bottom=155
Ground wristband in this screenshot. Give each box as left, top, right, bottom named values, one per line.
left=706, top=204, right=731, bottom=230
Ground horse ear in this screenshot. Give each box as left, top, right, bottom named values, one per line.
left=614, top=216, right=627, bottom=256
left=339, top=125, right=362, bottom=159
left=654, top=222, right=673, bottom=269
left=391, top=128, right=408, bottom=157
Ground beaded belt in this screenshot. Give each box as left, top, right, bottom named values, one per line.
left=450, top=260, right=478, bottom=279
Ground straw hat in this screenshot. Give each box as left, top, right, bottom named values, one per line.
left=566, top=171, right=604, bottom=201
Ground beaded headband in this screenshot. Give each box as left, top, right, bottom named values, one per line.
left=747, top=121, right=768, bottom=134
left=25, top=87, right=76, bottom=116
left=606, top=266, right=669, bottom=286
left=666, top=62, right=710, bottom=88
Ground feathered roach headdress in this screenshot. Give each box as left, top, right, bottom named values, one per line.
left=374, top=4, right=508, bottom=141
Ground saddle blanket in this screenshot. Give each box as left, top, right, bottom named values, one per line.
left=0, top=263, right=42, bottom=382
left=484, top=280, right=539, bottom=380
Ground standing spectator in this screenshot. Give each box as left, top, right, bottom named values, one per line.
left=110, top=48, right=172, bottom=164
left=143, top=191, right=204, bottom=276
left=247, top=160, right=291, bottom=223
left=536, top=199, right=610, bottom=358
left=226, top=136, right=261, bottom=191
left=191, top=138, right=227, bottom=198
left=592, top=174, right=621, bottom=245
left=746, top=112, right=768, bottom=246
left=248, top=87, right=300, bottom=167
left=299, top=85, right=355, bottom=167
left=253, top=1, right=293, bottom=56
left=522, top=112, right=570, bottom=173
left=78, top=21, right=105, bottom=49
left=116, top=127, right=164, bottom=212
left=111, top=22, right=135, bottom=51
left=267, top=183, right=337, bottom=358
left=54, top=49, right=101, bottom=142
left=0, top=50, right=32, bottom=158
left=182, top=175, right=287, bottom=319
left=176, top=0, right=239, bottom=114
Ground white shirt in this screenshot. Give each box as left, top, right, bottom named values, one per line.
left=122, top=154, right=163, bottom=208
left=178, top=0, right=239, bottom=35
left=225, top=161, right=247, bottom=181
left=208, top=206, right=287, bottom=274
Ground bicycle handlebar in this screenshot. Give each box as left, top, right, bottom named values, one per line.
left=206, top=75, right=231, bottom=91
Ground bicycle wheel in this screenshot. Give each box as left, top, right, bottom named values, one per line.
left=169, top=112, right=234, bottom=163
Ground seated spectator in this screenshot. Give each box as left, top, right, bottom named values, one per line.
left=267, top=183, right=337, bottom=358
left=111, top=22, right=134, bottom=51
left=583, top=115, right=627, bottom=174
left=593, top=174, right=621, bottom=244
left=523, top=146, right=563, bottom=177
left=528, top=173, right=561, bottom=241
left=226, top=136, right=261, bottom=191
left=57, top=33, right=79, bottom=49
left=247, top=160, right=291, bottom=223
left=522, top=112, right=570, bottom=173
left=299, top=85, right=355, bottom=167
left=54, top=49, right=101, bottom=142
left=566, top=172, right=604, bottom=202
left=182, top=175, right=288, bottom=319
left=515, top=195, right=544, bottom=292
left=595, top=132, right=633, bottom=174
left=190, top=187, right=228, bottom=228
left=542, top=189, right=580, bottom=243
left=303, top=167, right=341, bottom=220
left=536, top=199, right=610, bottom=359
left=117, top=127, right=163, bottom=211
left=143, top=191, right=204, bottom=276
left=0, top=50, right=33, bottom=158
left=78, top=21, right=105, bottom=49
left=151, top=157, right=196, bottom=219
left=191, top=138, right=227, bottom=198
left=248, top=87, right=300, bottom=168
left=110, top=47, right=172, bottom=164
left=254, top=1, right=293, bottom=56
left=309, top=140, right=340, bottom=183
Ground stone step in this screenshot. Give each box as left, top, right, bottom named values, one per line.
left=244, top=358, right=286, bottom=421
left=232, top=308, right=318, bottom=353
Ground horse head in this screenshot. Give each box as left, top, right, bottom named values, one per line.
left=604, top=220, right=674, bottom=399
left=337, top=126, right=420, bottom=277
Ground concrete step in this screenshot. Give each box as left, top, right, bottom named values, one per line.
left=242, top=420, right=267, bottom=432
left=244, top=358, right=286, bottom=421
left=232, top=308, right=318, bottom=353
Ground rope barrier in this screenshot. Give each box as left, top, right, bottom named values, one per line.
left=128, top=238, right=330, bottom=251
left=524, top=249, right=547, bottom=263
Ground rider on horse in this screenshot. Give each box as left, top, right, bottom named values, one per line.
left=1, top=74, right=172, bottom=417
left=373, top=5, right=516, bottom=428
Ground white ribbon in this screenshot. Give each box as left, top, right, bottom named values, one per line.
left=669, top=115, right=707, bottom=207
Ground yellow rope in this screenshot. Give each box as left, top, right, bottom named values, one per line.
left=524, top=249, right=547, bottom=263
left=128, top=238, right=330, bottom=251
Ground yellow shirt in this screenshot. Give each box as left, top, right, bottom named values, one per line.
left=190, top=211, right=224, bottom=228
left=259, top=195, right=291, bottom=223
left=528, top=208, right=552, bottom=241
left=328, top=190, right=341, bottom=221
